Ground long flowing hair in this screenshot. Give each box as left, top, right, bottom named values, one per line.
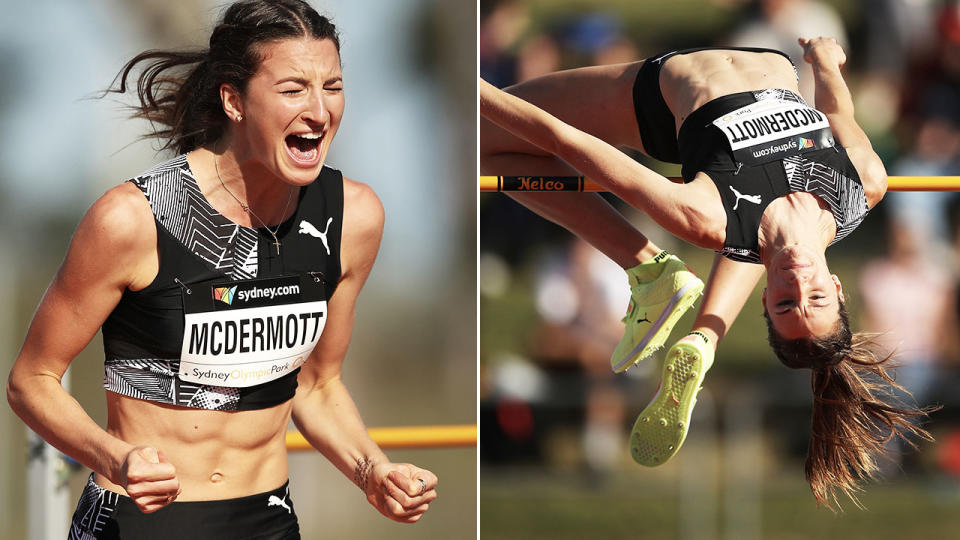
left=764, top=301, right=938, bottom=510
left=104, top=0, right=339, bottom=154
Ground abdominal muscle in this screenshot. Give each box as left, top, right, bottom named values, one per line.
left=658, top=49, right=802, bottom=131
left=95, top=391, right=294, bottom=501
left=655, top=49, right=809, bottom=247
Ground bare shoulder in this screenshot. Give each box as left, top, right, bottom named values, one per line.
left=71, top=181, right=157, bottom=289
left=80, top=182, right=154, bottom=247
left=341, top=176, right=385, bottom=241
left=337, top=177, right=385, bottom=280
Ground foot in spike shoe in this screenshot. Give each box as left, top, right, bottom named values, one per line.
left=611, top=254, right=703, bottom=373
left=629, top=335, right=714, bottom=466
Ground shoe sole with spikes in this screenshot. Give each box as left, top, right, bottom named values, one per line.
left=629, top=339, right=713, bottom=466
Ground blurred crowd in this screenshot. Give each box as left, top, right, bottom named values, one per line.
left=480, top=0, right=960, bottom=484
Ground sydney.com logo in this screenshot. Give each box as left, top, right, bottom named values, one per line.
left=213, top=283, right=300, bottom=305
left=213, top=286, right=238, bottom=305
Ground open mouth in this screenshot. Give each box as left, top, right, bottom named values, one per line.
left=285, top=132, right=323, bottom=166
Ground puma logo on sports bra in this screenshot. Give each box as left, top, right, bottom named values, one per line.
left=729, top=186, right=762, bottom=210
left=298, top=218, right=334, bottom=255
left=101, top=155, right=344, bottom=410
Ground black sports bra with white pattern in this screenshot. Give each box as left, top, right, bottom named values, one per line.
left=676, top=89, right=869, bottom=264
left=101, top=155, right=343, bottom=410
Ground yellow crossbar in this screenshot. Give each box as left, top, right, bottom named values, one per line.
left=286, top=424, right=477, bottom=451
left=479, top=175, right=960, bottom=192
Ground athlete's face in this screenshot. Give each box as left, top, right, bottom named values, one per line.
left=762, top=245, right=844, bottom=340
left=232, top=37, right=344, bottom=185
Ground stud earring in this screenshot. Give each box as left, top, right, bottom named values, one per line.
left=236, top=114, right=243, bottom=122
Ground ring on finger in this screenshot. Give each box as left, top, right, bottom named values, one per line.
left=417, top=477, right=426, bottom=496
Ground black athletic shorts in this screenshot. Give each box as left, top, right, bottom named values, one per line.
left=631, top=46, right=794, bottom=164
left=69, top=474, right=300, bottom=539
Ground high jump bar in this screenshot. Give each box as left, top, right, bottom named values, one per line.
left=479, top=176, right=960, bottom=192
left=286, top=424, right=477, bottom=451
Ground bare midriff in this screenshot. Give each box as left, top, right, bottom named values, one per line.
left=95, top=391, right=294, bottom=501
left=658, top=49, right=802, bottom=133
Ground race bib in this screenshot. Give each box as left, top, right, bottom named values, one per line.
left=179, top=275, right=327, bottom=387
left=712, top=99, right=835, bottom=165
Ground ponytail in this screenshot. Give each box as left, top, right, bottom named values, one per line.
left=102, top=0, right=340, bottom=154
left=765, top=302, right=937, bottom=510
left=107, top=50, right=218, bottom=154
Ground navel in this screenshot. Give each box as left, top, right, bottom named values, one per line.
left=210, top=472, right=224, bottom=483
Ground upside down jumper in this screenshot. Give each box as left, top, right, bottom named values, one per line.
left=480, top=39, right=933, bottom=509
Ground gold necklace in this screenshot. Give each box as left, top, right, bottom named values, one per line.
left=214, top=156, right=294, bottom=255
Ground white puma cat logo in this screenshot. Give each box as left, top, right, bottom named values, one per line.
left=267, top=488, right=292, bottom=514
left=729, top=186, right=762, bottom=211
left=298, top=218, right=333, bottom=255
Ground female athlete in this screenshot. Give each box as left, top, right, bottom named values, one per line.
left=481, top=37, right=930, bottom=509
left=7, top=1, right=437, bottom=537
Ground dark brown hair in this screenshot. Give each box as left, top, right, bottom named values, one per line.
left=764, top=300, right=937, bottom=510
left=105, top=0, right=339, bottom=154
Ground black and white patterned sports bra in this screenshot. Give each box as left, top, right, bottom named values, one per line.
left=676, top=89, right=869, bottom=264
left=101, top=155, right=343, bottom=410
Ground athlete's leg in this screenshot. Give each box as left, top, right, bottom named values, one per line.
left=481, top=77, right=724, bottom=249
left=483, top=150, right=658, bottom=268
left=481, top=61, right=767, bottom=463
left=480, top=63, right=653, bottom=268
left=513, top=192, right=661, bottom=268
left=485, top=163, right=706, bottom=375
left=481, top=62, right=645, bottom=158
left=483, top=152, right=704, bottom=372
left=480, top=65, right=705, bottom=370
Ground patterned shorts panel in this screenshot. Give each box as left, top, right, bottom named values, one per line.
left=69, top=475, right=121, bottom=540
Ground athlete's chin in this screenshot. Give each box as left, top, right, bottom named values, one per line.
left=277, top=159, right=324, bottom=186
left=772, top=246, right=816, bottom=267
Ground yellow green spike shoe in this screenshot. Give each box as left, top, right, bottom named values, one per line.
left=629, top=334, right=714, bottom=467
left=610, top=253, right=703, bottom=373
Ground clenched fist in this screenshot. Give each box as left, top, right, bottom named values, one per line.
left=363, top=461, right=438, bottom=523
left=798, top=37, right=847, bottom=69
left=120, top=446, right=181, bottom=513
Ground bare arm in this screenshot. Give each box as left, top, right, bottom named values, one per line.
left=479, top=77, right=661, bottom=197
left=799, top=37, right=888, bottom=207
left=291, top=178, right=437, bottom=524
left=690, top=255, right=766, bottom=346
left=6, top=183, right=180, bottom=512
left=479, top=63, right=663, bottom=267
left=480, top=78, right=722, bottom=249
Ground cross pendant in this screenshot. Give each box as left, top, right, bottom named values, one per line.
left=273, top=239, right=281, bottom=255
